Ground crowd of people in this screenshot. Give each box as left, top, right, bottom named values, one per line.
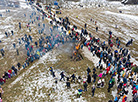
left=45, top=4, right=137, bottom=102
left=0, top=1, right=137, bottom=102
left=0, top=2, right=81, bottom=100
left=41, top=3, right=138, bottom=101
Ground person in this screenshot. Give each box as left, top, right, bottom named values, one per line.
left=60, top=72, right=65, bottom=81
left=87, top=73, right=91, bottom=83
left=50, top=67, right=53, bottom=74
left=96, top=27, right=98, bottom=32
left=92, top=73, right=97, bottom=83
left=87, top=67, right=91, bottom=75
left=83, top=82, right=88, bottom=92
left=93, top=67, right=96, bottom=73
left=16, top=49, right=19, bottom=55
left=66, top=81, right=71, bottom=89
left=84, top=23, right=87, bottom=28
left=117, top=40, right=120, bottom=48
left=110, top=43, right=113, bottom=49
left=0, top=78, right=4, bottom=85
left=0, top=86, right=3, bottom=99
left=11, top=30, right=14, bottom=35
left=133, top=93, right=138, bottom=102
left=132, top=88, right=137, bottom=96
left=13, top=43, right=16, bottom=49
left=97, top=79, right=101, bottom=88
left=108, top=100, right=112, bottom=102
left=17, top=62, right=21, bottom=70
left=77, top=89, right=83, bottom=98
left=29, top=27, right=31, bottom=32
left=100, top=65, right=103, bottom=71
left=52, top=71, right=55, bottom=78
left=126, top=39, right=133, bottom=47
left=116, top=37, right=119, bottom=44
left=71, top=74, right=76, bottom=83
left=92, top=85, right=95, bottom=97
left=11, top=66, right=17, bottom=75
left=108, top=81, right=112, bottom=92
left=114, top=95, right=119, bottom=102
left=101, top=79, right=105, bottom=87
left=29, top=35, right=32, bottom=43
left=0, top=49, right=5, bottom=57
left=77, top=76, right=82, bottom=84
left=5, top=32, right=8, bottom=37
left=122, top=95, right=127, bottom=102
left=0, top=97, right=2, bottom=102
left=35, top=42, right=38, bottom=47
left=19, top=22, right=21, bottom=29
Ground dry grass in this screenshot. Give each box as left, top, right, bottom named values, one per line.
left=56, top=5, right=138, bottom=61
left=0, top=11, right=49, bottom=76
left=2, top=3, right=137, bottom=102
left=2, top=44, right=114, bottom=102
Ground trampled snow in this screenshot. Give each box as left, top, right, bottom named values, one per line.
left=0, top=34, right=4, bottom=40
left=1, top=0, right=138, bottom=101
left=104, top=11, right=138, bottom=23
left=9, top=50, right=86, bottom=102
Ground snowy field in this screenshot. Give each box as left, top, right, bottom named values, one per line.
left=0, top=0, right=89, bottom=101
left=60, top=0, right=138, bottom=64
left=8, top=50, right=86, bottom=102
left=0, top=0, right=49, bottom=76
left=0, top=0, right=138, bottom=102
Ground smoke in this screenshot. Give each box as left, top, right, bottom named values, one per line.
left=58, top=42, right=75, bottom=56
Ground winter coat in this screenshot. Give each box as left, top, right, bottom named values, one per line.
left=60, top=72, right=65, bottom=78
left=92, top=74, right=97, bottom=79
left=83, top=82, right=88, bottom=88
left=66, top=81, right=70, bottom=88
left=87, top=74, right=91, bottom=83
left=87, top=68, right=91, bottom=73
left=92, top=87, right=95, bottom=93
left=71, top=74, right=76, bottom=79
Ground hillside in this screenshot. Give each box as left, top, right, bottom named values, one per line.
left=0, top=0, right=138, bottom=102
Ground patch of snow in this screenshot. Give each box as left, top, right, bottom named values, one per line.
left=19, top=0, right=31, bottom=9
left=0, top=34, right=4, bottom=40
left=10, top=51, right=58, bottom=87
left=82, top=47, right=106, bottom=68
left=0, top=10, right=6, bottom=12
left=10, top=49, right=86, bottom=101
left=104, top=11, right=138, bottom=23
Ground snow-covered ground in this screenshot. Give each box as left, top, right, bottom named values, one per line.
left=1, top=0, right=138, bottom=101
left=0, top=0, right=46, bottom=75
left=8, top=50, right=86, bottom=102
left=60, top=0, right=138, bottom=65
left=0, top=1, right=87, bottom=101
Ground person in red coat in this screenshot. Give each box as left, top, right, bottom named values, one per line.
left=110, top=43, right=113, bottom=48
left=106, top=67, right=110, bottom=74
left=8, top=69, right=12, bottom=74
left=132, top=88, right=137, bottom=96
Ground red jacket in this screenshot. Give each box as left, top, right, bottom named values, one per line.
left=106, top=67, right=110, bottom=74
left=86, top=42, right=90, bottom=46
left=133, top=90, right=137, bottom=95
left=122, top=99, right=125, bottom=102
left=110, top=43, right=113, bottom=47
left=76, top=33, right=78, bottom=36
left=8, top=70, right=12, bottom=74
